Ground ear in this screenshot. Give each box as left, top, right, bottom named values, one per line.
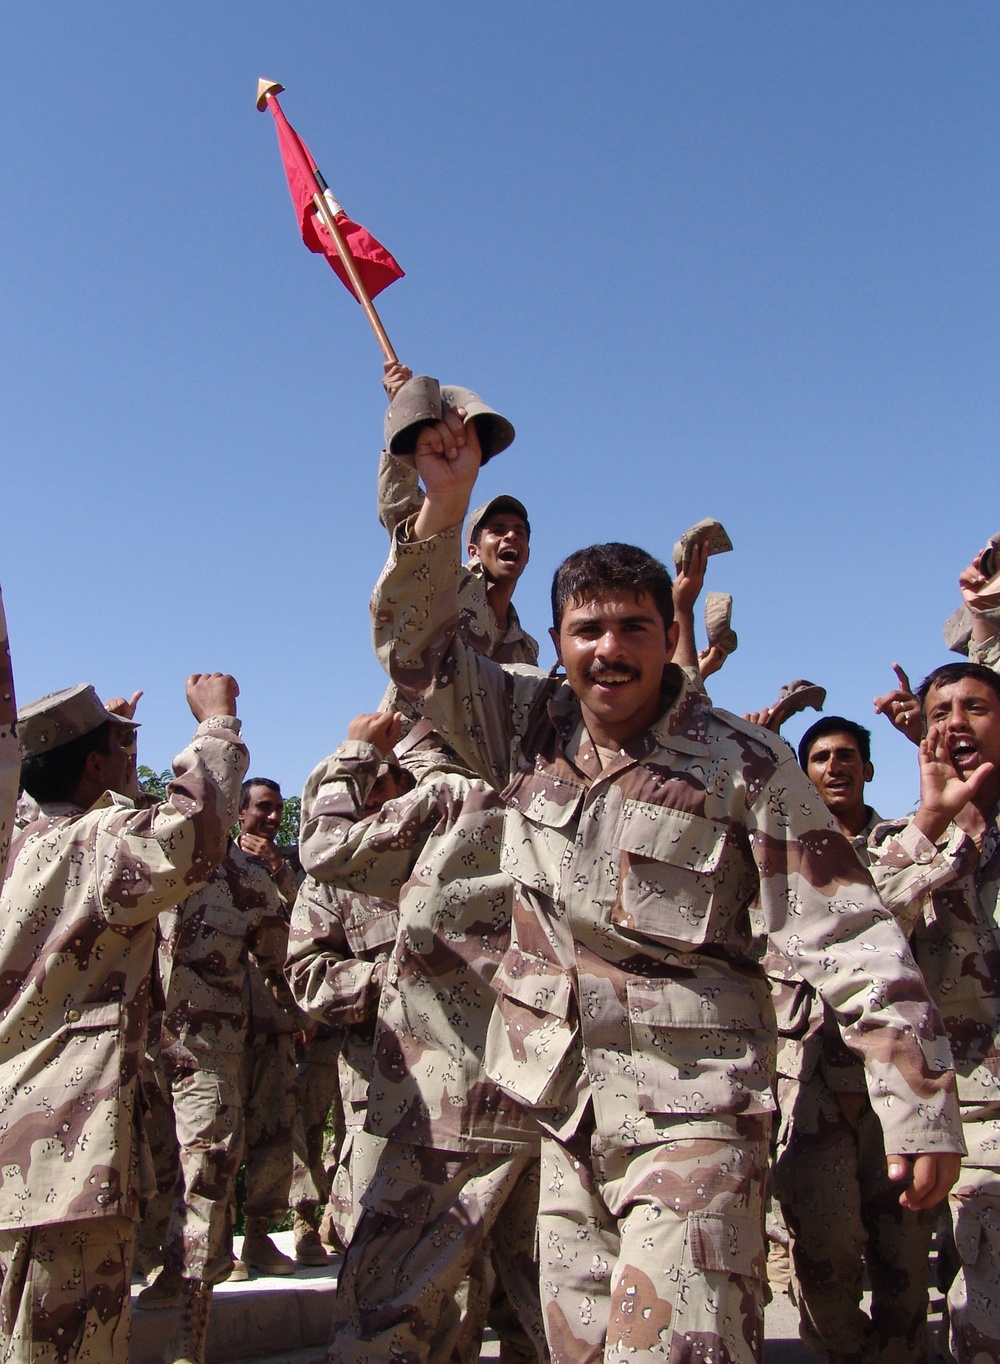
left=664, top=620, right=680, bottom=661
left=549, top=626, right=562, bottom=664
left=863, top=761, right=875, bottom=783
left=467, top=541, right=480, bottom=560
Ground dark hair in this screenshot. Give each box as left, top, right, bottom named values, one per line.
left=798, top=716, right=872, bottom=769
left=551, top=543, right=674, bottom=631
left=240, top=777, right=282, bottom=810
left=917, top=662, right=1000, bottom=708
left=20, top=721, right=114, bottom=804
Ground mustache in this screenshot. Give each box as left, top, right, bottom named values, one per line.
left=586, top=664, right=641, bottom=682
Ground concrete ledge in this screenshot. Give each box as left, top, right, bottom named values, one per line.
left=130, top=1234, right=338, bottom=1364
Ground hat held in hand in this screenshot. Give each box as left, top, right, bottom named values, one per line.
left=385, top=376, right=515, bottom=465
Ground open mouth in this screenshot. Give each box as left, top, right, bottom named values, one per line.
left=587, top=668, right=640, bottom=689
left=498, top=548, right=521, bottom=564
left=949, top=739, right=979, bottom=770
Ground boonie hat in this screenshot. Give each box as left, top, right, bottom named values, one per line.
left=384, top=376, right=515, bottom=465
left=466, top=496, right=530, bottom=549
left=18, top=684, right=139, bottom=760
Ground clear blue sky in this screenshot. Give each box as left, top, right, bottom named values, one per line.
left=4, top=3, right=998, bottom=816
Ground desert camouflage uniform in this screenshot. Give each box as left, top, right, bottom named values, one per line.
left=372, top=519, right=964, bottom=1364
left=240, top=849, right=307, bottom=1227
left=294, top=737, right=547, bottom=1364
left=137, top=842, right=291, bottom=1283
left=768, top=807, right=936, bottom=1363
left=0, top=585, right=17, bottom=879
left=0, top=716, right=247, bottom=1363
left=968, top=633, right=1000, bottom=672
left=376, top=450, right=538, bottom=729
left=287, top=878, right=398, bottom=1248
left=871, top=812, right=1000, bottom=1364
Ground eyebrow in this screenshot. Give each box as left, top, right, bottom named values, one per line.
left=567, top=612, right=659, bottom=630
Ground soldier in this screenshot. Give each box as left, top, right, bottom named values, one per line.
left=370, top=408, right=964, bottom=1364
left=235, top=778, right=308, bottom=1275
left=869, top=662, right=1000, bottom=1364
left=0, top=674, right=247, bottom=1364
left=0, top=582, right=18, bottom=877
left=286, top=876, right=400, bottom=1254
left=292, top=715, right=548, bottom=1364
left=770, top=717, right=937, bottom=1363
left=134, top=840, right=294, bottom=1363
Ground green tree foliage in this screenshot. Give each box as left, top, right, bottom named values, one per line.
left=277, top=795, right=301, bottom=849
left=138, top=765, right=172, bottom=801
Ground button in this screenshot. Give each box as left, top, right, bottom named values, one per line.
left=65, top=1009, right=81, bottom=1023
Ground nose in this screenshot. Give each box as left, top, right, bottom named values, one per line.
left=595, top=628, right=627, bottom=660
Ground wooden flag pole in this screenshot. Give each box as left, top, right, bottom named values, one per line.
left=257, top=79, right=398, bottom=364
left=309, top=179, right=398, bottom=363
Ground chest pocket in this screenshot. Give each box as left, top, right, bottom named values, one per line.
left=500, top=768, right=584, bottom=901
left=612, top=801, right=729, bottom=949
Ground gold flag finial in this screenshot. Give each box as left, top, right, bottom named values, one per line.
left=256, top=78, right=285, bottom=112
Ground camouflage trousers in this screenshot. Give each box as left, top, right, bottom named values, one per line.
left=947, top=1166, right=1000, bottom=1364
left=773, top=1072, right=936, bottom=1364
left=326, top=1111, right=380, bottom=1253
left=328, top=1139, right=547, bottom=1364
left=241, top=1031, right=297, bottom=1221
left=290, top=1032, right=344, bottom=1220
left=0, top=1215, right=134, bottom=1364
left=537, top=1115, right=769, bottom=1364
left=136, top=1052, right=244, bottom=1283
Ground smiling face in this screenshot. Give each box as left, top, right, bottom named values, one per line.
left=804, top=731, right=873, bottom=832
left=551, top=591, right=679, bottom=749
left=239, top=784, right=284, bottom=843
left=923, top=677, right=1000, bottom=785
left=468, top=512, right=530, bottom=585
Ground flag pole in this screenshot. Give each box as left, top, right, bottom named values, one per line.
left=257, top=80, right=398, bottom=364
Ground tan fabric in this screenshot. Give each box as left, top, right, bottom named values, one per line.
left=371, top=522, right=962, bottom=1159
left=0, top=717, right=248, bottom=1232
left=0, top=1215, right=134, bottom=1363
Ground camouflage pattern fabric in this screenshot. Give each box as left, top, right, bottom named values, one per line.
left=537, top=1115, right=768, bottom=1364
left=767, top=808, right=937, bottom=1360
left=287, top=880, right=398, bottom=1233
left=328, top=1141, right=546, bottom=1364
left=0, top=585, right=17, bottom=880
left=133, top=1030, right=175, bottom=1276
left=773, top=1074, right=936, bottom=1363
left=290, top=1031, right=343, bottom=1220
left=0, top=1215, right=134, bottom=1364
left=295, top=741, right=546, bottom=1361
left=370, top=522, right=964, bottom=1359
left=0, top=715, right=248, bottom=1234
left=871, top=813, right=1000, bottom=1363
left=240, top=1031, right=298, bottom=1221
left=947, top=1164, right=1000, bottom=1364
left=376, top=451, right=538, bottom=726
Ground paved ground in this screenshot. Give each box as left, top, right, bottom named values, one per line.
left=131, top=1231, right=938, bottom=1363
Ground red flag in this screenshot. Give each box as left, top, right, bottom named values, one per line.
left=265, top=94, right=404, bottom=300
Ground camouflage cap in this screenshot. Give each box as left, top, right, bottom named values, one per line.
left=466, top=495, right=530, bottom=549
left=18, top=683, right=139, bottom=760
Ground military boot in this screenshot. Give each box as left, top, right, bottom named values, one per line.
left=135, top=1267, right=183, bottom=1310
left=168, top=1279, right=212, bottom=1364
left=241, top=1216, right=295, bottom=1275
left=292, top=1210, right=330, bottom=1266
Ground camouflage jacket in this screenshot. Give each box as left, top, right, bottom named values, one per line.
left=969, top=633, right=1000, bottom=670
left=870, top=811, right=1000, bottom=1162
left=158, top=840, right=294, bottom=1070
left=377, top=454, right=539, bottom=668
left=241, top=847, right=308, bottom=1037
left=287, top=878, right=399, bottom=1106
left=0, top=716, right=248, bottom=1230
left=298, top=739, right=539, bottom=1154
left=371, top=523, right=962, bottom=1156
left=767, top=807, right=882, bottom=1093
left=0, top=586, right=16, bottom=880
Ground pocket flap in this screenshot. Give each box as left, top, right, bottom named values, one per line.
left=617, top=801, right=728, bottom=873
left=687, top=1212, right=765, bottom=1278
left=627, top=977, right=762, bottom=1030
left=503, top=767, right=584, bottom=829
left=64, top=1001, right=121, bottom=1031
left=495, top=945, right=573, bottom=1020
